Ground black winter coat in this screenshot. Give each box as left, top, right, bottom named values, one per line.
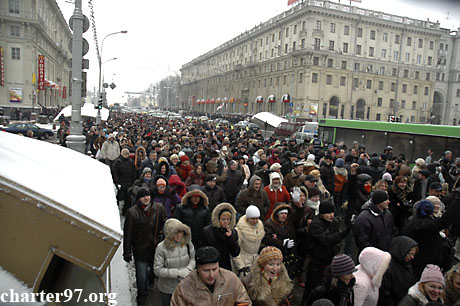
left=378, top=236, right=418, bottom=306
left=123, top=202, right=166, bottom=262
left=262, top=204, right=296, bottom=255
left=222, top=168, right=244, bottom=199
left=201, top=184, right=226, bottom=212
left=112, top=156, right=137, bottom=189
left=308, top=215, right=348, bottom=265
left=202, top=226, right=240, bottom=271
left=319, top=161, right=335, bottom=195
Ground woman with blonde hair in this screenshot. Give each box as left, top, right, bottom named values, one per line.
left=443, top=263, right=460, bottom=306
left=309, top=169, right=331, bottom=201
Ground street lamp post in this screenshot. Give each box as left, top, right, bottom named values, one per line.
left=96, top=30, right=127, bottom=125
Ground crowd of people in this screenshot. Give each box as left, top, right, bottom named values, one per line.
left=79, top=111, right=460, bottom=306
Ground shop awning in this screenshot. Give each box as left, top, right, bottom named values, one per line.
left=256, top=95, right=264, bottom=103
left=210, top=99, right=215, bottom=104
left=206, top=99, right=211, bottom=104
left=44, top=79, right=60, bottom=90
left=282, top=93, right=291, bottom=103
left=268, top=95, right=276, bottom=103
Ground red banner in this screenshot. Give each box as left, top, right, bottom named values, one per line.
left=288, top=0, right=299, bottom=5
left=38, top=55, right=45, bottom=90
left=0, top=47, right=4, bottom=86
left=63, top=86, right=67, bottom=99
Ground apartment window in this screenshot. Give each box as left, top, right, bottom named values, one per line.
left=264, top=79, right=267, bottom=87
left=286, top=27, right=289, bottom=37
left=299, top=73, right=303, bottom=83
left=300, top=57, right=305, bottom=65
left=412, top=101, right=417, bottom=110
left=292, top=41, right=296, bottom=51
left=429, top=41, right=434, bottom=50
left=341, top=61, right=347, bottom=69
left=402, top=84, right=407, bottom=93
left=407, top=37, right=412, bottom=46
left=440, top=43, right=444, bottom=50
left=391, top=82, right=396, bottom=92
left=340, top=76, right=346, bottom=86
left=266, top=36, right=269, bottom=45
left=370, top=30, right=376, bottom=40
left=390, top=99, right=395, bottom=108
left=301, top=38, right=305, bottom=49
left=353, top=78, right=359, bottom=89
left=415, top=71, right=420, bottom=79
left=326, top=75, right=332, bottom=85
left=369, top=47, right=375, bottom=57
left=356, top=45, right=362, bottom=55
left=302, top=21, right=306, bottom=31
left=279, top=31, right=282, bottom=40
left=283, top=75, right=287, bottom=85
left=357, top=28, right=363, bottom=37
left=376, top=113, right=381, bottom=121
left=9, top=0, right=20, bottom=14
left=366, top=80, right=372, bottom=89
left=276, top=76, right=279, bottom=86
left=413, top=85, right=418, bottom=94
left=405, top=53, right=410, bottom=62
left=395, top=34, right=400, bottom=44
left=329, top=40, right=335, bottom=51
left=313, top=56, right=319, bottom=65
left=378, top=81, right=384, bottom=90
left=327, top=58, right=333, bottom=67
left=316, top=20, right=322, bottom=30
left=392, top=68, right=398, bottom=76
left=270, top=78, right=273, bottom=86
left=344, top=25, right=350, bottom=35
left=294, top=25, right=297, bottom=34
left=401, top=100, right=406, bottom=109
left=383, top=32, right=388, bottom=42
left=428, top=56, right=432, bottom=65
left=354, top=63, right=360, bottom=71
left=377, top=98, right=383, bottom=106
left=426, top=72, right=431, bottom=81
left=416, top=54, right=422, bottom=64
left=456, top=89, right=460, bottom=97
left=11, top=47, right=20, bottom=60
left=343, top=43, right=348, bottom=53
left=314, top=38, right=321, bottom=50
left=379, top=66, right=385, bottom=75
left=393, top=51, right=399, bottom=61
left=381, top=49, right=387, bottom=58
left=272, top=34, right=275, bottom=42
left=284, top=44, right=288, bottom=53
left=424, top=87, right=429, bottom=95
left=271, top=49, right=274, bottom=57
left=418, top=39, right=423, bottom=48
left=403, top=69, right=409, bottom=77
left=330, top=23, right=336, bottom=33
left=10, top=25, right=20, bottom=37
left=312, top=73, right=318, bottom=83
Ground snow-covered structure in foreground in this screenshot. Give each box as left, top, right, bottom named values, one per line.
left=0, top=131, right=121, bottom=304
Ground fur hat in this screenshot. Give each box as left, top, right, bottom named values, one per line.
left=270, top=163, right=282, bottom=171
left=420, top=264, right=445, bottom=286
left=257, top=246, right=283, bottom=267
left=136, top=187, right=150, bottom=200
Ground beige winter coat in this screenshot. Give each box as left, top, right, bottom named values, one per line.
left=232, top=215, right=265, bottom=271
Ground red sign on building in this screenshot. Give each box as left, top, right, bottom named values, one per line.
left=62, top=86, right=67, bottom=99
left=288, top=0, right=300, bottom=5
left=0, top=47, right=4, bottom=86
left=38, top=55, right=45, bottom=90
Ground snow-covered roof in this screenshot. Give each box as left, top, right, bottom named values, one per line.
left=53, top=103, right=110, bottom=121
left=0, top=131, right=121, bottom=235
left=251, top=112, right=288, bottom=128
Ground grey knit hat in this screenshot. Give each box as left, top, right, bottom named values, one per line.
left=331, top=254, right=357, bottom=277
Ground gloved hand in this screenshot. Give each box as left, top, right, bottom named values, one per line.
left=238, top=266, right=250, bottom=276
left=291, top=187, right=301, bottom=203
left=123, top=255, right=132, bottom=263
left=283, top=239, right=295, bottom=249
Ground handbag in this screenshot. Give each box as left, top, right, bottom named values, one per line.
left=95, top=149, right=102, bottom=160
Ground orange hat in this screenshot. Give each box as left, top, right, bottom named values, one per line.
left=156, top=178, right=167, bottom=186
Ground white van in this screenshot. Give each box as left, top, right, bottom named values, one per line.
left=294, top=122, right=318, bottom=143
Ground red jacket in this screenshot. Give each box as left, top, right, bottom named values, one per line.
left=264, top=185, right=291, bottom=220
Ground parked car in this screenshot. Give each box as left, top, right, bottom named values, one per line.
left=2, top=122, right=54, bottom=139
left=198, top=115, right=209, bottom=121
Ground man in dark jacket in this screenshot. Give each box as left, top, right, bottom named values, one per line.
left=173, top=189, right=211, bottom=249
left=140, top=150, right=158, bottom=175
left=112, top=148, right=138, bottom=215
left=219, top=160, right=244, bottom=205
left=362, top=156, right=383, bottom=185
left=202, top=203, right=240, bottom=271
left=123, top=187, right=166, bottom=306
left=236, top=175, right=270, bottom=219
left=319, top=154, right=335, bottom=195
left=201, top=174, right=226, bottom=211
left=284, top=160, right=305, bottom=192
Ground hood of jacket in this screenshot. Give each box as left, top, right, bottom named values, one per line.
left=370, top=157, right=381, bottom=168
left=211, top=202, right=236, bottom=228
left=270, top=203, right=291, bottom=224
left=357, top=173, right=372, bottom=185
left=357, top=247, right=391, bottom=288
left=163, top=218, right=191, bottom=250
left=155, top=160, right=171, bottom=178
left=334, top=167, right=348, bottom=176
left=407, top=282, right=430, bottom=305
left=169, top=174, right=185, bottom=188
left=205, top=160, right=218, bottom=174
left=389, top=236, right=418, bottom=264
left=248, top=259, right=293, bottom=306
left=268, top=172, right=283, bottom=191
left=181, top=189, right=209, bottom=207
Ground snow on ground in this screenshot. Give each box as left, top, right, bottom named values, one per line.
left=0, top=267, right=44, bottom=305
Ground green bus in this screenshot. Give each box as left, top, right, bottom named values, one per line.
left=318, top=119, right=460, bottom=162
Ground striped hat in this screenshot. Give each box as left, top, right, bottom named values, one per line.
left=257, top=246, right=283, bottom=267
left=331, top=254, right=357, bottom=277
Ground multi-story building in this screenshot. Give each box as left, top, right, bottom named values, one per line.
left=180, top=0, right=460, bottom=124
left=0, top=0, right=71, bottom=118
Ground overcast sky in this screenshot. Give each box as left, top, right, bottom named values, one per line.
left=55, top=0, right=460, bottom=104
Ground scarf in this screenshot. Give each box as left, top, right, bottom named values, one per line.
left=307, top=199, right=320, bottom=214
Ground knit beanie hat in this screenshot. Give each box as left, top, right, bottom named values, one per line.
left=156, top=178, right=167, bottom=187
left=180, top=155, right=189, bottom=162
left=335, top=158, right=345, bottom=168
left=257, top=160, right=268, bottom=167
left=136, top=187, right=151, bottom=200
left=420, top=264, right=445, bottom=286
left=270, top=163, right=282, bottom=171
left=319, top=200, right=335, bottom=214
left=382, top=172, right=392, bottom=181
left=205, top=174, right=217, bottom=183
left=331, top=254, right=357, bottom=277
left=246, top=205, right=260, bottom=219
left=142, top=167, right=152, bottom=175
left=257, top=246, right=283, bottom=267
left=307, top=154, right=316, bottom=162
left=195, top=246, right=220, bottom=265
left=372, top=190, right=389, bottom=205
left=416, top=200, right=434, bottom=217
left=312, top=299, right=335, bottom=306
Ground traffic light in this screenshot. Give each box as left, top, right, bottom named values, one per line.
left=97, top=94, right=103, bottom=109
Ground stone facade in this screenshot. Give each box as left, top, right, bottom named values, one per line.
left=180, top=0, right=459, bottom=124
left=0, top=0, right=71, bottom=118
